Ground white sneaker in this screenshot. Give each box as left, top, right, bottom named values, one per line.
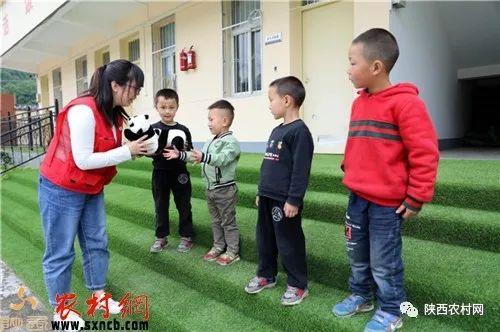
left=95, top=293, right=123, bottom=314
left=53, top=310, right=85, bottom=331
left=105, top=297, right=123, bottom=315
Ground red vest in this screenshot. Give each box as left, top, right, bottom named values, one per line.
left=40, top=96, right=123, bottom=194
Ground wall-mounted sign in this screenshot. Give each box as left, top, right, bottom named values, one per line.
left=265, top=32, right=282, bottom=45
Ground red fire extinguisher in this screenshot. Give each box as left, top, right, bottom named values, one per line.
left=187, top=46, right=197, bottom=70
left=179, top=48, right=188, bottom=71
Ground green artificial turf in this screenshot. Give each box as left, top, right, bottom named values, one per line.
left=7, top=168, right=499, bottom=252
left=120, top=155, right=500, bottom=213
left=1, top=154, right=499, bottom=331
left=0, top=190, right=468, bottom=332
left=2, top=161, right=500, bottom=331
left=110, top=168, right=500, bottom=252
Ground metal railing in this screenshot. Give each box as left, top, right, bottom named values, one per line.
left=1, top=101, right=59, bottom=174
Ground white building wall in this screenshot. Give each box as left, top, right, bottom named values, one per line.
left=34, top=1, right=294, bottom=149
left=28, top=1, right=398, bottom=152
left=390, top=2, right=464, bottom=141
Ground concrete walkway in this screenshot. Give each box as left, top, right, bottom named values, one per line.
left=440, top=147, right=500, bottom=160
left=0, top=260, right=51, bottom=332
left=1, top=152, right=44, bottom=172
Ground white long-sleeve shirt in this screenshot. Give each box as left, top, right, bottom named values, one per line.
left=67, top=105, right=131, bottom=170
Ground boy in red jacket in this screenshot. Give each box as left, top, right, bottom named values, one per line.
left=332, top=29, right=439, bottom=332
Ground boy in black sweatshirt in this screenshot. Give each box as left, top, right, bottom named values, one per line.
left=149, top=89, right=194, bottom=254
left=244, top=76, right=314, bottom=306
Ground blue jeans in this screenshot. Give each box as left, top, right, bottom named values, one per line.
left=38, top=176, right=109, bottom=307
left=345, top=192, right=406, bottom=316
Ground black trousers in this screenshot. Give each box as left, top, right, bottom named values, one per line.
left=152, top=168, right=193, bottom=239
left=256, top=196, right=307, bottom=289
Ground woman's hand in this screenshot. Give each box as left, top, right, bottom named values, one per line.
left=125, top=135, right=150, bottom=156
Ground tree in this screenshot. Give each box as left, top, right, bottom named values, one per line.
left=0, top=69, right=37, bottom=105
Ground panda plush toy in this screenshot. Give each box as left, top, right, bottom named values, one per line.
left=124, top=114, right=168, bottom=155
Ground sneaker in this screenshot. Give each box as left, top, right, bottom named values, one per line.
left=177, top=237, right=193, bottom=253
left=53, top=310, right=85, bottom=331
left=364, top=309, right=403, bottom=332
left=95, top=293, right=123, bottom=315
left=332, top=294, right=374, bottom=317
left=108, top=297, right=122, bottom=314
left=150, top=237, right=167, bottom=253
left=203, top=248, right=223, bottom=261
left=216, top=253, right=240, bottom=266
left=244, top=276, right=277, bottom=294
left=280, top=285, right=309, bottom=306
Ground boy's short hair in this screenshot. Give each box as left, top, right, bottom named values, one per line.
left=269, top=76, right=306, bottom=107
left=154, top=88, right=179, bottom=105
left=352, top=28, right=399, bottom=72
left=208, top=99, right=235, bottom=126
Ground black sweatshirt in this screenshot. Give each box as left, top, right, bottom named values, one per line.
left=151, top=121, right=193, bottom=171
left=258, top=119, right=314, bottom=206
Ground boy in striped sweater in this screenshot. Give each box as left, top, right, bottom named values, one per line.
left=332, top=28, right=439, bottom=332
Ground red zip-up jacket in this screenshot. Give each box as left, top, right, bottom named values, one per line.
left=341, top=83, right=439, bottom=211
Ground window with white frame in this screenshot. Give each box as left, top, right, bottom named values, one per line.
left=128, top=39, right=140, bottom=63
left=302, top=0, right=320, bottom=5
left=52, top=68, right=62, bottom=105
left=102, top=51, right=110, bottom=65
left=120, top=33, right=140, bottom=65
left=75, top=56, right=88, bottom=95
left=152, top=16, right=176, bottom=91
left=94, top=46, right=110, bottom=68
left=222, top=1, right=262, bottom=96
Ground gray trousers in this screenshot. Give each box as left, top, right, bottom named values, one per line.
left=205, top=184, right=240, bottom=255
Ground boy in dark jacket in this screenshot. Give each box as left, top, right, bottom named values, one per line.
left=149, top=89, right=194, bottom=253
left=244, top=76, right=314, bottom=306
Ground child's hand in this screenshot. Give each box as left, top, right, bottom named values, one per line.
left=163, top=145, right=180, bottom=160
left=255, top=196, right=259, bottom=207
left=396, top=204, right=418, bottom=220
left=284, top=202, right=299, bottom=218
left=191, top=149, right=203, bottom=163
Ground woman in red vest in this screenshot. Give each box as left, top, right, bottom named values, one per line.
left=39, top=59, right=149, bottom=324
